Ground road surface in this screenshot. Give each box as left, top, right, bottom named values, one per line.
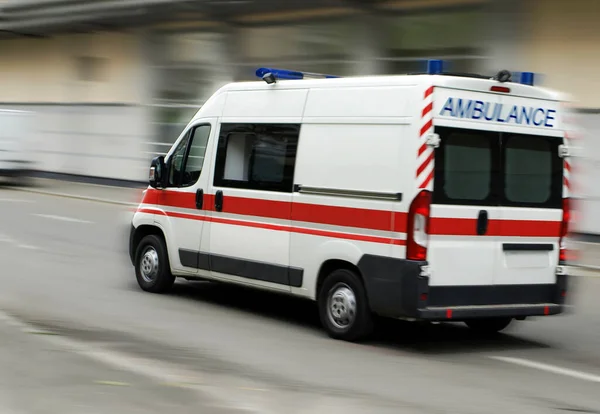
left=1, top=181, right=600, bottom=413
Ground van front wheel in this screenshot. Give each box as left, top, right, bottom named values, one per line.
left=134, top=235, right=175, bottom=293
left=318, top=269, right=373, bottom=342
left=465, top=317, right=512, bottom=334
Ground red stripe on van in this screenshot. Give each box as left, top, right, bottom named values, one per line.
left=138, top=207, right=405, bottom=245
left=140, top=189, right=159, bottom=205
left=143, top=189, right=404, bottom=233
left=429, top=217, right=561, bottom=237
left=424, top=86, right=434, bottom=98
left=419, top=170, right=434, bottom=190
left=210, top=194, right=291, bottom=220
left=499, top=220, right=561, bottom=237
left=213, top=214, right=406, bottom=245
left=420, top=119, right=433, bottom=137
left=291, top=227, right=406, bottom=245
left=138, top=208, right=208, bottom=222
left=291, top=202, right=393, bottom=232
left=149, top=190, right=196, bottom=209
left=422, top=102, right=433, bottom=117
left=416, top=152, right=434, bottom=177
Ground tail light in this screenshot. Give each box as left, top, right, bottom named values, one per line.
left=407, top=190, right=432, bottom=261
left=559, top=198, right=570, bottom=262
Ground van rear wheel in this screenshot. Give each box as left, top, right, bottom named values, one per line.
left=134, top=235, right=175, bottom=293
left=318, top=268, right=373, bottom=342
left=465, top=317, right=512, bottom=334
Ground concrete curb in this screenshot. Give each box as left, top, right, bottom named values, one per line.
left=573, top=264, right=600, bottom=272
left=29, top=170, right=147, bottom=189
left=8, top=186, right=139, bottom=207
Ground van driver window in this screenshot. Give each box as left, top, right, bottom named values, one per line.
left=167, top=124, right=211, bottom=188
left=167, top=131, right=190, bottom=187
left=213, top=123, right=300, bottom=193
left=181, top=125, right=211, bottom=187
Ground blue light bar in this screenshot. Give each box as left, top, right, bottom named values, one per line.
left=255, top=67, right=339, bottom=81
left=519, top=71, right=535, bottom=86
left=427, top=59, right=444, bottom=75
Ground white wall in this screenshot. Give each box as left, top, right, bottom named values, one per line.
left=569, top=112, right=600, bottom=235
left=520, top=0, right=600, bottom=109
left=0, top=31, right=154, bottom=181
left=0, top=32, right=146, bottom=104
left=0, top=104, right=151, bottom=182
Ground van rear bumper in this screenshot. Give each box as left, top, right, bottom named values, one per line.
left=416, top=303, right=563, bottom=320
left=357, top=254, right=568, bottom=321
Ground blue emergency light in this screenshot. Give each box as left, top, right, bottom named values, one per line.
left=427, top=59, right=444, bottom=75
left=519, top=71, right=535, bottom=86
left=255, top=67, right=340, bottom=83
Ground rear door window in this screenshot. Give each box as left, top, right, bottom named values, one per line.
left=501, top=133, right=563, bottom=209
left=432, top=126, right=500, bottom=206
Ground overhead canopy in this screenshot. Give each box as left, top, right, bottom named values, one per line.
left=0, top=0, right=489, bottom=37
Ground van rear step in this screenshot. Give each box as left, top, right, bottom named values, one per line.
left=417, top=303, right=563, bottom=321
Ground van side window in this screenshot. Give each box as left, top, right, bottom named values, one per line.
left=213, top=123, right=300, bottom=192
left=167, top=124, right=211, bottom=188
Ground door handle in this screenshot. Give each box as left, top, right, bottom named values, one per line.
left=195, top=188, right=203, bottom=210
left=215, top=190, right=223, bottom=212
left=477, top=210, right=488, bottom=235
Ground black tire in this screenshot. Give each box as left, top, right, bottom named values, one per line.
left=134, top=234, right=175, bottom=293
left=465, top=317, right=512, bottom=334
left=318, top=268, right=373, bottom=342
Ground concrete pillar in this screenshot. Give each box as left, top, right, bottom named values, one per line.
left=205, top=25, right=244, bottom=96
left=137, top=29, right=162, bottom=159
left=139, top=30, right=162, bottom=106
left=475, top=0, right=529, bottom=76
left=348, top=14, right=387, bottom=76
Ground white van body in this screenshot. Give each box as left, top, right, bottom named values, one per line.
left=0, top=110, right=34, bottom=183
left=129, top=67, right=572, bottom=340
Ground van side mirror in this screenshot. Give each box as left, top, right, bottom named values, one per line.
left=149, top=155, right=166, bottom=189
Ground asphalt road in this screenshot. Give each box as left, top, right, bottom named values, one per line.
left=0, top=314, right=243, bottom=414
left=2, top=182, right=600, bottom=413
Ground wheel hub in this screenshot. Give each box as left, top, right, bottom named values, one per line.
left=140, top=247, right=159, bottom=283
left=327, top=284, right=357, bottom=329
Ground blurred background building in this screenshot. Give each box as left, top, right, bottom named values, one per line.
left=0, top=0, right=598, bottom=232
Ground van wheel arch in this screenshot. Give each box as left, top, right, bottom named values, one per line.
left=131, top=225, right=168, bottom=263
left=316, top=259, right=365, bottom=299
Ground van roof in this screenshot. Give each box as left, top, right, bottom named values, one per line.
left=218, top=73, right=566, bottom=102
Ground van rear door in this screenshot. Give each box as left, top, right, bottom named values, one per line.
left=427, top=126, right=502, bottom=287
left=495, top=132, right=564, bottom=285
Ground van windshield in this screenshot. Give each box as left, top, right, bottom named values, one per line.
left=432, top=126, right=564, bottom=209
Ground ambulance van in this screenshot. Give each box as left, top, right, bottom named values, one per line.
left=128, top=60, right=573, bottom=341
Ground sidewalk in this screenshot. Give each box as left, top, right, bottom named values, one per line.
left=570, top=240, right=600, bottom=270
left=8, top=177, right=145, bottom=206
